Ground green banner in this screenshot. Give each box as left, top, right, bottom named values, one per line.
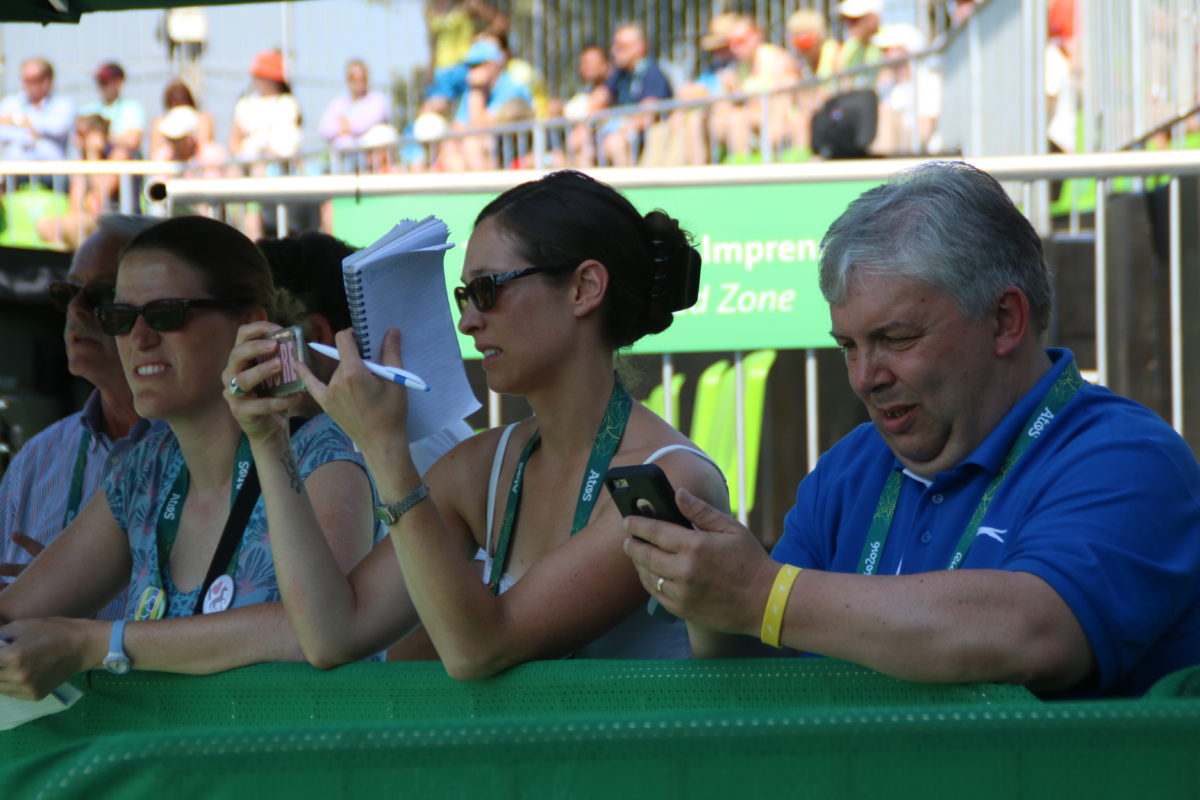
left=332, top=180, right=876, bottom=356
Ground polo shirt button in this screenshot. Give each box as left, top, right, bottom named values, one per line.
left=920, top=531, right=933, bottom=544
left=931, top=493, right=945, bottom=504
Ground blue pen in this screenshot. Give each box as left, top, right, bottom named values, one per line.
left=308, top=342, right=432, bottom=392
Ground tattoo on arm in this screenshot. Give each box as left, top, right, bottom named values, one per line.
left=280, top=451, right=305, bottom=495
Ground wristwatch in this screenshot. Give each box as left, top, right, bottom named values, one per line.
left=373, top=483, right=430, bottom=526
left=102, top=619, right=132, bottom=675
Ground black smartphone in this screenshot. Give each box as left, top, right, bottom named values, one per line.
left=605, top=464, right=691, bottom=528
left=604, top=464, right=689, bottom=623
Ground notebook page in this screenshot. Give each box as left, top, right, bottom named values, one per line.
left=344, top=219, right=480, bottom=441
left=0, top=676, right=82, bottom=730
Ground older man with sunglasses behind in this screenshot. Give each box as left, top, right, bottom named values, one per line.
left=0, top=214, right=160, bottom=618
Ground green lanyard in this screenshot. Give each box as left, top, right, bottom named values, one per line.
left=857, top=361, right=1084, bottom=575
left=487, top=377, right=633, bottom=594
left=62, top=429, right=92, bottom=529
left=137, top=435, right=255, bottom=618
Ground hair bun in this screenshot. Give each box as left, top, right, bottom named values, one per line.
left=644, top=211, right=702, bottom=315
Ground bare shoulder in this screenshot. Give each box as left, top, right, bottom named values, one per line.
left=422, top=420, right=539, bottom=542
left=614, top=405, right=730, bottom=512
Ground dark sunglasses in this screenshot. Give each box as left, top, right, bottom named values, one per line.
left=453, top=263, right=577, bottom=314
left=48, top=281, right=116, bottom=314
left=95, top=298, right=248, bottom=336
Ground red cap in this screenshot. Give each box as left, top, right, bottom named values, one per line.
left=95, top=62, right=124, bottom=84
left=250, top=50, right=286, bottom=84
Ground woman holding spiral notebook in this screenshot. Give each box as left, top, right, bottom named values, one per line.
left=0, top=217, right=378, bottom=700
left=226, top=170, right=729, bottom=678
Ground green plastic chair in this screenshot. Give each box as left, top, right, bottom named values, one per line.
left=0, top=186, right=69, bottom=249
left=732, top=349, right=778, bottom=515
left=689, top=351, right=778, bottom=516
left=641, top=372, right=686, bottom=429
left=688, top=359, right=731, bottom=458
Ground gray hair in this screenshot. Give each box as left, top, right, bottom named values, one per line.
left=818, top=161, right=1052, bottom=333
left=97, top=213, right=159, bottom=245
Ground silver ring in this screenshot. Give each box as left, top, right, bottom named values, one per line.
left=655, top=576, right=665, bottom=594
left=228, top=375, right=247, bottom=397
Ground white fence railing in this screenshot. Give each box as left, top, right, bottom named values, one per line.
left=139, top=151, right=1200, bottom=515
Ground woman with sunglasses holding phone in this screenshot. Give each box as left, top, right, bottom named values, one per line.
left=227, top=170, right=728, bottom=678
left=0, top=217, right=378, bottom=701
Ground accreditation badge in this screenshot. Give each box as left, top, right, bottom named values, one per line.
left=135, top=586, right=165, bottom=620
left=202, top=574, right=235, bottom=614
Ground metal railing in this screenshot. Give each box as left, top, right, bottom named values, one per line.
left=146, top=150, right=1200, bottom=521
left=1, top=160, right=183, bottom=216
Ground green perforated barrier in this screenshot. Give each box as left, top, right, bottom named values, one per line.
left=3, top=659, right=1198, bottom=799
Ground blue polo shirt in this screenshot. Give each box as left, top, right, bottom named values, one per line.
left=773, top=348, right=1200, bottom=696
left=604, top=58, right=673, bottom=106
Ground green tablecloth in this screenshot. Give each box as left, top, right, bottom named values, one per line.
left=3, top=659, right=1198, bottom=799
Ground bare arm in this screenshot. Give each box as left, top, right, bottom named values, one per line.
left=223, top=323, right=420, bottom=667
left=625, top=491, right=1094, bottom=693
left=0, top=491, right=129, bottom=625
left=272, top=328, right=728, bottom=679
left=0, top=490, right=304, bottom=700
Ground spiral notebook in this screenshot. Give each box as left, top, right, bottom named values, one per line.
left=342, top=215, right=480, bottom=441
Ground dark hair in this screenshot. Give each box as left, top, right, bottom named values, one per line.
left=78, top=114, right=110, bottom=136
left=163, top=80, right=197, bottom=110
left=258, top=232, right=356, bottom=332
left=475, top=170, right=699, bottom=349
left=122, top=216, right=304, bottom=325
left=819, top=161, right=1052, bottom=333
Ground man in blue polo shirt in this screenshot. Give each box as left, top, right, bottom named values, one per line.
left=596, top=23, right=672, bottom=166
left=624, top=161, right=1200, bottom=697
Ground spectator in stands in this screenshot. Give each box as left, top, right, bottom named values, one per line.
left=0, top=214, right=159, bottom=624
left=153, top=105, right=228, bottom=168
left=713, top=14, right=798, bottom=162
left=624, top=162, right=1200, bottom=698
left=231, top=170, right=726, bottom=677
left=788, top=9, right=839, bottom=81
left=442, top=37, right=532, bottom=171
left=873, top=23, right=942, bottom=154
left=658, top=12, right=738, bottom=167
left=0, top=217, right=375, bottom=702
left=424, top=0, right=508, bottom=83
left=1046, top=0, right=1078, bottom=154
left=318, top=59, right=397, bottom=172
left=402, top=97, right=453, bottom=172
left=597, top=24, right=673, bottom=166
left=78, top=62, right=146, bottom=160
left=149, top=80, right=216, bottom=160
left=564, top=45, right=612, bottom=167
left=0, top=57, right=74, bottom=186
left=229, top=50, right=302, bottom=166
left=35, top=114, right=118, bottom=250
left=229, top=50, right=303, bottom=238
left=786, top=9, right=840, bottom=157
left=952, top=0, right=978, bottom=25
left=833, top=0, right=883, bottom=87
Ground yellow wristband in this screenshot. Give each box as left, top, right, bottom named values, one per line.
left=760, top=563, right=802, bottom=648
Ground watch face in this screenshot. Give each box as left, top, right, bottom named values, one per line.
left=104, top=655, right=131, bottom=675
left=373, top=506, right=397, bottom=525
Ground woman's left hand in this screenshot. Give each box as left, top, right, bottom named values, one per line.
left=222, top=321, right=305, bottom=444
left=0, top=618, right=100, bottom=701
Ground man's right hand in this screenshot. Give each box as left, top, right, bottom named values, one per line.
left=622, top=489, right=777, bottom=638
